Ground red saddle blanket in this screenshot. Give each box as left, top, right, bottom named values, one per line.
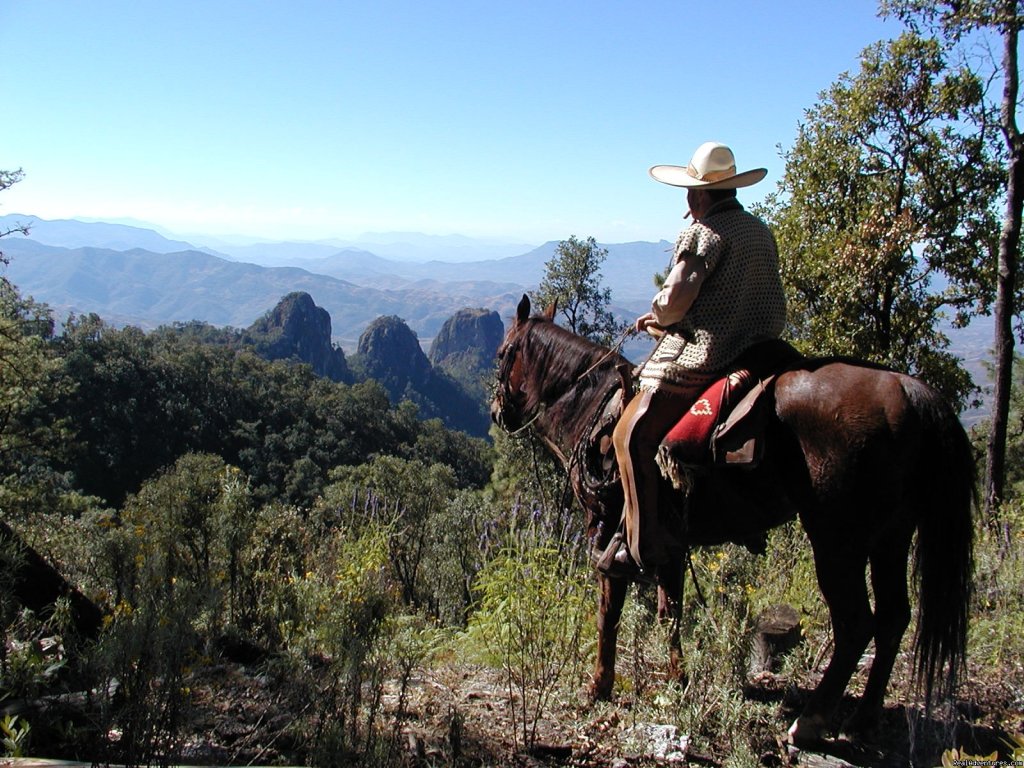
left=658, top=339, right=803, bottom=467
left=660, top=370, right=755, bottom=465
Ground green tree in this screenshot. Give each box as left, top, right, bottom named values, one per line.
left=52, top=317, right=174, bottom=505
left=0, top=285, right=62, bottom=471
left=881, top=0, right=1024, bottom=523
left=1, top=169, right=66, bottom=477
left=534, top=235, right=622, bottom=346
left=321, top=455, right=458, bottom=608
left=118, top=454, right=240, bottom=615
left=759, top=32, right=1002, bottom=409
left=404, top=415, right=494, bottom=489
left=53, top=317, right=404, bottom=507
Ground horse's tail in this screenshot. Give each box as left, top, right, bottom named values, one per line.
left=903, top=377, right=976, bottom=711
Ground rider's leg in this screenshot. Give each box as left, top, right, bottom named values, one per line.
left=612, top=389, right=692, bottom=570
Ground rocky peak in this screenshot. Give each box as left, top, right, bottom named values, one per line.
left=356, top=315, right=432, bottom=387
left=428, top=308, right=504, bottom=372
left=428, top=308, right=504, bottom=411
left=245, top=292, right=351, bottom=382
left=354, top=315, right=489, bottom=436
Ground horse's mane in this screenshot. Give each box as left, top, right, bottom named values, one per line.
left=521, top=317, right=630, bottom=418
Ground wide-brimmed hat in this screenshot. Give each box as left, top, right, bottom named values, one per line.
left=649, top=142, right=767, bottom=189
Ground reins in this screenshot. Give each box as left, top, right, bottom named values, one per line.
left=505, top=410, right=542, bottom=438
left=575, top=325, right=638, bottom=382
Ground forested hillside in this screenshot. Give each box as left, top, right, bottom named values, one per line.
left=158, top=293, right=496, bottom=438
left=1, top=270, right=511, bottom=760
left=50, top=316, right=491, bottom=507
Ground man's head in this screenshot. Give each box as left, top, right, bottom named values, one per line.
left=650, top=142, right=765, bottom=190
left=686, top=187, right=737, bottom=220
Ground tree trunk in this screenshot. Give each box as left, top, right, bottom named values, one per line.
left=985, top=10, right=1023, bottom=546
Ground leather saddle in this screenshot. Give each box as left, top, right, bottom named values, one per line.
left=656, top=339, right=804, bottom=487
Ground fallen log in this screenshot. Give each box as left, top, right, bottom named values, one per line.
left=0, top=519, right=103, bottom=639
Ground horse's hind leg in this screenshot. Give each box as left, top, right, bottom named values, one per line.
left=789, top=545, right=873, bottom=745
left=591, top=572, right=629, bottom=700
left=840, top=536, right=913, bottom=742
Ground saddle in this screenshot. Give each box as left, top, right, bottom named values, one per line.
left=656, top=339, right=804, bottom=488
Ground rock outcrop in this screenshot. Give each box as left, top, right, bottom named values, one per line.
left=428, top=308, right=503, bottom=373
left=245, top=292, right=351, bottom=383
left=356, top=315, right=432, bottom=389
left=429, top=308, right=503, bottom=408
left=353, top=315, right=489, bottom=437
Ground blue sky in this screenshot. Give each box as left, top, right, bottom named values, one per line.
left=1, top=1, right=904, bottom=245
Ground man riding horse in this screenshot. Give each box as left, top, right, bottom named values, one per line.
left=492, top=144, right=973, bottom=742
left=599, top=141, right=788, bottom=580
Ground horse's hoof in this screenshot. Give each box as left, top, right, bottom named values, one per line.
left=668, top=668, right=689, bottom=690
left=667, top=669, right=689, bottom=693
left=787, top=714, right=828, bottom=748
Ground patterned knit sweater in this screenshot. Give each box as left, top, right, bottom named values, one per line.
left=638, top=200, right=787, bottom=394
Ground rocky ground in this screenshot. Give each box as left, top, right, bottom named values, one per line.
left=161, top=658, right=1023, bottom=766
left=11, top=634, right=1023, bottom=766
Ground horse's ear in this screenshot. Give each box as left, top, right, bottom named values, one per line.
left=542, top=300, right=557, bottom=321
left=516, top=294, right=531, bottom=325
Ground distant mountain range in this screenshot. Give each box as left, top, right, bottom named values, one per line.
left=209, top=232, right=540, bottom=265
left=1, top=214, right=538, bottom=264
left=1, top=214, right=212, bottom=255
left=0, top=214, right=669, bottom=349
left=0, top=213, right=998, bottom=425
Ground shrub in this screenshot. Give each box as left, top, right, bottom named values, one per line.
left=272, top=522, right=404, bottom=765
left=464, top=507, right=595, bottom=751
left=969, top=500, right=1024, bottom=691
left=83, top=454, right=255, bottom=764
left=318, top=456, right=500, bottom=627
left=419, top=489, right=495, bottom=626
left=90, top=592, right=196, bottom=766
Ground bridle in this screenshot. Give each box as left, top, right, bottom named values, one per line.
left=493, top=331, right=531, bottom=431
left=493, top=320, right=637, bottom=556
left=494, top=321, right=637, bottom=437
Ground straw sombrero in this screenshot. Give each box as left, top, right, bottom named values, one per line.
left=650, top=141, right=766, bottom=189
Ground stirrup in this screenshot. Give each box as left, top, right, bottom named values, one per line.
left=595, top=533, right=655, bottom=583
left=595, top=532, right=631, bottom=575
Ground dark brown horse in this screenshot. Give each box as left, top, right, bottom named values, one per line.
left=490, top=295, right=974, bottom=745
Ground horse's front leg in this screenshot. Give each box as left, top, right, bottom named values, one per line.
left=591, top=571, right=629, bottom=700
left=656, top=562, right=686, bottom=686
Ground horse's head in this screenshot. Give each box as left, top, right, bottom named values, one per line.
left=490, top=294, right=555, bottom=432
